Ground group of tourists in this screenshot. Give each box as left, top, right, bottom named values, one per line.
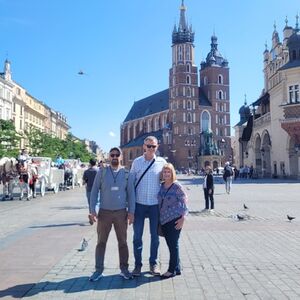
left=82, top=136, right=188, bottom=281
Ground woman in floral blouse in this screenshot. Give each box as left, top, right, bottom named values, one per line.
left=158, top=163, right=188, bottom=279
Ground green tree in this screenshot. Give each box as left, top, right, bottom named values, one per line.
left=25, top=129, right=94, bottom=161
left=0, top=119, right=21, bottom=157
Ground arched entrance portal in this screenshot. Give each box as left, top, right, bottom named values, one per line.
left=254, top=134, right=262, bottom=176
left=261, top=131, right=271, bottom=177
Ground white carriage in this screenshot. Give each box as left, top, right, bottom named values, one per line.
left=64, top=159, right=85, bottom=188
left=31, top=157, right=64, bottom=196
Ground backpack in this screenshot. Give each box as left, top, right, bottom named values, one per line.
left=224, top=167, right=233, bottom=177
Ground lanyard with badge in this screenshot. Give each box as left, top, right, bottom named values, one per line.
left=110, top=166, right=120, bottom=191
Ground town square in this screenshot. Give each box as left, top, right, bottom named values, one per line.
left=0, top=0, right=300, bottom=299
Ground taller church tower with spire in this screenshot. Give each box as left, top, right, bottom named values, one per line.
left=121, top=1, right=231, bottom=170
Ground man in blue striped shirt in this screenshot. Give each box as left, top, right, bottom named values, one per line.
left=130, top=136, right=167, bottom=276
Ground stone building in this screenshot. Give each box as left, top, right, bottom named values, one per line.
left=120, top=1, right=231, bottom=170
left=0, top=59, right=70, bottom=147
left=234, top=17, right=300, bottom=178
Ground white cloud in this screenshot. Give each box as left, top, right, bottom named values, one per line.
left=109, top=131, right=116, bottom=137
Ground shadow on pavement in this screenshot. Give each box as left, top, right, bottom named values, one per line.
left=29, top=222, right=88, bottom=228
left=0, top=274, right=161, bottom=298
left=53, top=206, right=88, bottom=210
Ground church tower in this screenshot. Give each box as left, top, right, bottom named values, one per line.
left=168, top=0, right=200, bottom=169
left=200, top=34, right=231, bottom=161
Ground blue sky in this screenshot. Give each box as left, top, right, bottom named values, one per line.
left=1, top=0, right=299, bottom=153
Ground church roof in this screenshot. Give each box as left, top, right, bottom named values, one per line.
left=123, top=88, right=212, bottom=123
left=121, top=130, right=163, bottom=149
left=124, top=89, right=169, bottom=123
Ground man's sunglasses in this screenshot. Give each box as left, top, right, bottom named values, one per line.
left=110, top=153, right=120, bottom=158
left=146, top=145, right=157, bottom=149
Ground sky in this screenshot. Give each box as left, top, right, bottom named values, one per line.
left=0, top=0, right=299, bottom=153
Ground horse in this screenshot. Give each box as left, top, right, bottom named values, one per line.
left=0, top=157, right=19, bottom=200
left=17, top=160, right=39, bottom=200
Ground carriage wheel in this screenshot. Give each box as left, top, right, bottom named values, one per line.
left=40, top=178, right=46, bottom=197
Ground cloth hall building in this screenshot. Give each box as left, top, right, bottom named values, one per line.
left=120, top=1, right=231, bottom=170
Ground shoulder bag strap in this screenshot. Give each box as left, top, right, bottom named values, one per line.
left=135, top=158, right=155, bottom=190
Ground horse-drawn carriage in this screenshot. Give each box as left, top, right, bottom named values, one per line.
left=0, top=156, right=65, bottom=200
left=63, top=159, right=85, bottom=189
left=31, top=157, right=65, bottom=195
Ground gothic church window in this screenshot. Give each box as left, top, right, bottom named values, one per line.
left=187, top=100, right=192, bottom=110
left=179, top=46, right=182, bottom=61
left=187, top=112, right=192, bottom=123
left=172, top=113, right=176, bottom=123
left=186, top=45, right=190, bottom=60
left=218, top=74, right=223, bottom=84
left=204, top=76, right=208, bottom=85
left=218, top=90, right=224, bottom=100
left=187, top=87, right=191, bottom=97
left=187, top=64, right=190, bottom=72
left=186, top=75, right=191, bottom=84
left=201, top=111, right=210, bottom=131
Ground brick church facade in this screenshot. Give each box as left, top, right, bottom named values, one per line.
left=120, top=1, right=231, bottom=170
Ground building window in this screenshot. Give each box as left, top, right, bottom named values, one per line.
left=289, top=85, right=299, bottom=103
left=218, top=90, right=224, bottom=100
left=204, top=76, right=207, bottom=85
left=173, top=76, right=176, bottom=86
left=179, top=46, right=182, bottom=61
left=201, top=111, right=210, bottom=131
left=186, top=45, right=190, bottom=60
left=186, top=87, right=191, bottom=97
left=186, top=64, right=190, bottom=72
left=218, top=74, right=223, bottom=84
left=187, top=112, right=192, bottom=123
left=172, top=113, right=176, bottom=123
left=186, top=75, right=191, bottom=84
left=187, top=100, right=192, bottom=110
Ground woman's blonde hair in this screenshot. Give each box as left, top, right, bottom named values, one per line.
left=160, top=163, right=177, bottom=182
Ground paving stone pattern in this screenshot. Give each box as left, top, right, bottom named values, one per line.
left=0, top=176, right=300, bottom=299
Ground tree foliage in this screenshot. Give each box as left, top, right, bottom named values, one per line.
left=25, top=128, right=94, bottom=161
left=0, top=121, right=94, bottom=161
left=0, top=119, right=21, bottom=157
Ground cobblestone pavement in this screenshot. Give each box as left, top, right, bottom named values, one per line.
left=0, top=176, right=300, bottom=299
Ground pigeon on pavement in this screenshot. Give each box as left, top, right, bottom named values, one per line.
left=237, top=214, right=245, bottom=221
left=287, top=215, right=296, bottom=222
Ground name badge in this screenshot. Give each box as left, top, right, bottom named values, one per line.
left=111, top=186, right=119, bottom=191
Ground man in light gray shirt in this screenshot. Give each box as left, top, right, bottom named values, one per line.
left=89, top=147, right=135, bottom=281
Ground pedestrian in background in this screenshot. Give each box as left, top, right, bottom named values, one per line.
left=89, top=147, right=135, bottom=281
left=130, top=136, right=167, bottom=277
left=223, top=162, right=233, bottom=194
left=158, top=163, right=188, bottom=279
left=203, top=166, right=214, bottom=212
left=82, top=158, right=98, bottom=225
